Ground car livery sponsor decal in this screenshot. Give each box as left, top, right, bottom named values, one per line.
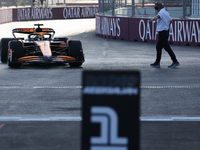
left=36, top=41, right=52, bottom=57
left=17, top=28, right=35, bottom=33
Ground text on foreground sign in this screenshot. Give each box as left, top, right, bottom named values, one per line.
left=82, top=70, right=140, bottom=150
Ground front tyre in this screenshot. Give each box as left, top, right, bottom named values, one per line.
left=68, top=62, right=82, bottom=67
left=1, top=38, right=14, bottom=63
left=8, top=41, right=23, bottom=68
left=68, top=40, right=84, bottom=67
left=8, top=57, right=21, bottom=68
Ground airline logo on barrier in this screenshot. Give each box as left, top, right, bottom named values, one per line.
left=90, top=106, right=128, bottom=150
left=139, top=19, right=200, bottom=43
left=36, top=41, right=52, bottom=57
left=16, top=7, right=98, bottom=21
left=17, top=8, right=53, bottom=21
left=96, top=16, right=121, bottom=37
left=63, top=7, right=98, bottom=19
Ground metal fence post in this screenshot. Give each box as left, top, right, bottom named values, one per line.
left=132, top=0, right=135, bottom=17
left=191, top=0, right=199, bottom=17
left=155, top=0, right=157, bottom=15
left=163, top=0, right=167, bottom=11
left=191, top=0, right=194, bottom=16
left=183, top=0, right=186, bottom=18
left=99, top=0, right=101, bottom=13
left=103, top=0, right=104, bottom=14
left=109, top=0, right=111, bottom=11
left=112, top=0, right=115, bottom=16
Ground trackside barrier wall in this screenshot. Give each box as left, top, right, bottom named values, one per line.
left=0, top=9, right=12, bottom=24
left=0, top=7, right=98, bottom=23
left=13, top=7, right=99, bottom=21
left=96, top=14, right=200, bottom=47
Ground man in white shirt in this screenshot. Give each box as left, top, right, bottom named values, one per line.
left=149, top=1, right=180, bottom=68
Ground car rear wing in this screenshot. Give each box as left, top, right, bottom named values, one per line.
left=12, top=28, right=55, bottom=34
left=12, top=28, right=55, bottom=40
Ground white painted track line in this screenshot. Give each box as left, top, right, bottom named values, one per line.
left=140, top=117, right=200, bottom=121
left=141, top=85, right=200, bottom=89
left=0, top=117, right=82, bottom=121
left=0, top=85, right=199, bottom=89
left=0, top=86, right=82, bottom=89
left=1, top=117, right=200, bottom=121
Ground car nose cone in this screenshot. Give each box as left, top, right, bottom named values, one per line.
left=44, top=56, right=52, bottom=63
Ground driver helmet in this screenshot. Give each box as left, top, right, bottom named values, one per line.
left=37, top=34, right=42, bottom=41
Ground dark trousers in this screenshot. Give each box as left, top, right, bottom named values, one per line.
left=155, top=30, right=177, bottom=64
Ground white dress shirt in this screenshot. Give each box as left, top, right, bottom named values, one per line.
left=156, top=8, right=172, bottom=32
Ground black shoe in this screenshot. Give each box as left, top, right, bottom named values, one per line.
left=168, top=61, right=180, bottom=68
left=150, top=62, right=160, bottom=68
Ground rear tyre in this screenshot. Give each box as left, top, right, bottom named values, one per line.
left=8, top=41, right=23, bottom=68
left=1, top=38, right=14, bottom=63
left=68, top=40, right=84, bottom=67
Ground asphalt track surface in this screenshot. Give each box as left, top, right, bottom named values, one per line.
left=0, top=19, right=200, bottom=150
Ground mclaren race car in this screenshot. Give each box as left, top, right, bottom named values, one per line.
left=0, top=24, right=84, bottom=67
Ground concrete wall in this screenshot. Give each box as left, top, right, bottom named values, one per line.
left=0, top=9, right=12, bottom=24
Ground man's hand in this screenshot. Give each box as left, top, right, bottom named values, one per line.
left=149, top=19, right=154, bottom=24
left=149, top=15, right=160, bottom=24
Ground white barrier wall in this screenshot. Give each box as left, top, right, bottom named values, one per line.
left=0, top=9, right=12, bottom=24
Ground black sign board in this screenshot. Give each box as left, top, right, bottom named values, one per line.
left=81, top=70, right=140, bottom=150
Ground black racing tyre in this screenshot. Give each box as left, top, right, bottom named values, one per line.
left=68, top=40, right=84, bottom=67
left=1, top=38, right=15, bottom=63
left=8, top=41, right=23, bottom=68
left=68, top=62, right=83, bottom=67
left=68, top=41, right=84, bottom=57
left=68, top=40, right=83, bottom=57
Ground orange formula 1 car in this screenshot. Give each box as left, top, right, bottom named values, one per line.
left=0, top=24, right=84, bottom=67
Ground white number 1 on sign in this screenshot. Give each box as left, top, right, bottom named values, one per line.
left=90, top=106, right=128, bottom=150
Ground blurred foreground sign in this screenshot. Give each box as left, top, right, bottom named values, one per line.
left=82, top=70, right=140, bottom=150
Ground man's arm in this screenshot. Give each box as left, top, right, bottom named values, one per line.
left=149, top=15, right=160, bottom=23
